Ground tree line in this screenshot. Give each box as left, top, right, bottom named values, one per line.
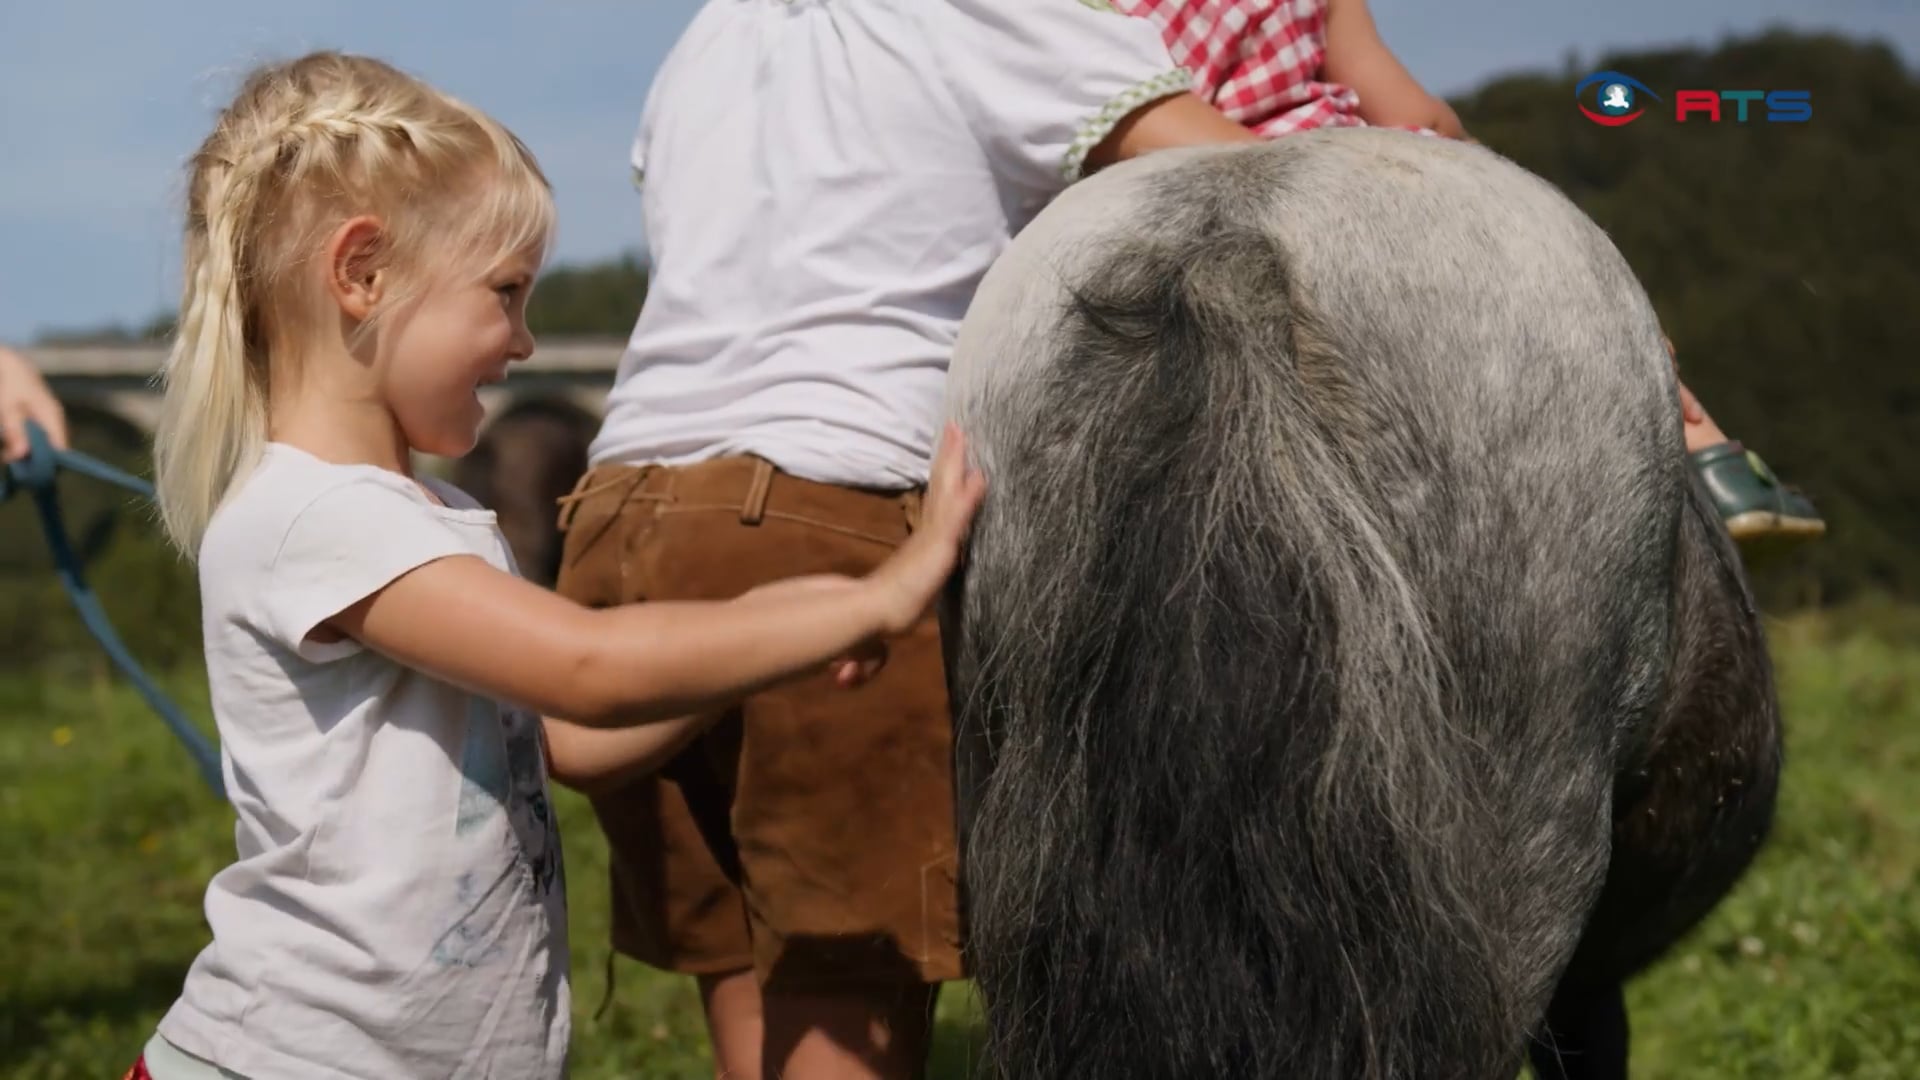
left=6, top=29, right=1912, bottom=673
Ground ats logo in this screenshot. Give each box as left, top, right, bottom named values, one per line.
left=1575, top=70, right=1812, bottom=126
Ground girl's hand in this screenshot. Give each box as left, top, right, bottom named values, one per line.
left=0, top=346, right=69, bottom=463
left=864, top=422, right=988, bottom=637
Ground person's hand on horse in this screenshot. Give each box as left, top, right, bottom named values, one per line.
left=0, top=345, right=70, bottom=463
left=866, top=421, right=988, bottom=637
left=736, top=425, right=985, bottom=689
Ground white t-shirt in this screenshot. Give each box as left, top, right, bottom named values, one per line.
left=156, top=444, right=569, bottom=1080
left=587, top=0, right=1190, bottom=488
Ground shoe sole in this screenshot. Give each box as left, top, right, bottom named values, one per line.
left=1725, top=511, right=1828, bottom=541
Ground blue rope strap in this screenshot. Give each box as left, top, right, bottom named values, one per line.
left=1, top=420, right=225, bottom=798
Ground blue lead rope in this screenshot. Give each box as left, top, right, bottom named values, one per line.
left=2, top=420, right=225, bottom=798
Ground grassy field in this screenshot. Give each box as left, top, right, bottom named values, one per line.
left=1, top=608, right=1915, bottom=1078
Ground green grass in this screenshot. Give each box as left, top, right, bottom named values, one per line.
left=1, top=609, right=1915, bottom=1078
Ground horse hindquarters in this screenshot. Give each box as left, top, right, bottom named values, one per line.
left=943, top=130, right=1691, bottom=1080
left=1531, top=478, right=1784, bottom=1080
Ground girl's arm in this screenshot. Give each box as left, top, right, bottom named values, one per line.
left=542, top=714, right=709, bottom=794
left=539, top=575, right=883, bottom=790
left=1321, top=0, right=1468, bottom=139
left=332, top=563, right=888, bottom=727
left=327, top=425, right=986, bottom=729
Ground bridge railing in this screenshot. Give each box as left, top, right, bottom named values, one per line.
left=26, top=337, right=630, bottom=379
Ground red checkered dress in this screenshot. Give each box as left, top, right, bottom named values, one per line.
left=1112, top=0, right=1368, bottom=136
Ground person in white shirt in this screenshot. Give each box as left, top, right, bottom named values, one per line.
left=556, top=1, right=1258, bottom=1077
left=127, top=49, right=983, bottom=1080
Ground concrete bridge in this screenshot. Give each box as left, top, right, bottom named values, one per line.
left=28, top=337, right=624, bottom=439
left=27, top=338, right=626, bottom=583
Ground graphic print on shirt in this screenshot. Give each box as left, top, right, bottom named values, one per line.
left=435, top=696, right=564, bottom=967
left=455, top=697, right=510, bottom=836
left=501, top=707, right=562, bottom=898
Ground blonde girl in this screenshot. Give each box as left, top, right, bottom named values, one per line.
left=128, top=51, right=983, bottom=1080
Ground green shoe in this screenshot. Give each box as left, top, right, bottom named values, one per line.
left=1689, top=441, right=1826, bottom=542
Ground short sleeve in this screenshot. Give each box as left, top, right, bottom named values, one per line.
left=258, top=479, right=476, bottom=661
left=926, top=0, right=1192, bottom=194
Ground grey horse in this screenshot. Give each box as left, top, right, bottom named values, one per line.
left=938, top=128, right=1781, bottom=1080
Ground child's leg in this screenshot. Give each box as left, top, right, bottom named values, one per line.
left=1676, top=379, right=1731, bottom=453
left=698, top=970, right=765, bottom=1078
left=762, top=984, right=942, bottom=1080
left=1667, top=340, right=1825, bottom=542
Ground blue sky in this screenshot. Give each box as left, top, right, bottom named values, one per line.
left=2, top=0, right=1913, bottom=342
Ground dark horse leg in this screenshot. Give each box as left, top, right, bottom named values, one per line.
left=1530, top=477, right=1784, bottom=1080
left=452, top=401, right=598, bottom=587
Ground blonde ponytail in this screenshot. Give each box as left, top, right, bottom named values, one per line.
left=154, top=156, right=273, bottom=556
left=151, top=52, right=555, bottom=559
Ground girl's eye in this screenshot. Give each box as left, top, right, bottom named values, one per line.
left=495, top=283, right=522, bottom=304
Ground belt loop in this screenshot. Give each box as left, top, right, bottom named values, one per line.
left=740, top=458, right=774, bottom=525
left=554, top=467, right=599, bottom=532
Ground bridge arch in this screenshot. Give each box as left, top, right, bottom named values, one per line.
left=28, top=339, right=626, bottom=585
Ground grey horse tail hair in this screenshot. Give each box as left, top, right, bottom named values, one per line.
left=943, top=134, right=1674, bottom=1078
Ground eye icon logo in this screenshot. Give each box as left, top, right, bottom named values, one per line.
left=1576, top=71, right=1662, bottom=126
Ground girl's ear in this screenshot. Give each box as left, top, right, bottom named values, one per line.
left=324, top=215, right=388, bottom=320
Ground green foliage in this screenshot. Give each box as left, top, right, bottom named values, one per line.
left=7, top=28, right=1913, bottom=683
left=1620, top=610, right=1920, bottom=1078
left=525, top=251, right=649, bottom=337
left=0, top=411, right=199, bottom=678
left=32, top=312, right=176, bottom=347
left=0, top=670, right=988, bottom=1078
left=1454, top=30, right=1920, bottom=607
left=1, top=607, right=1914, bottom=1077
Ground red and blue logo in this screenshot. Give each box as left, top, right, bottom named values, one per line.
left=1576, top=70, right=1812, bottom=125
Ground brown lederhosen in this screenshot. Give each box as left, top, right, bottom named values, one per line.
left=553, top=454, right=965, bottom=992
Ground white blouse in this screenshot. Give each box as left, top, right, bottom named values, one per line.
left=588, top=0, right=1189, bottom=488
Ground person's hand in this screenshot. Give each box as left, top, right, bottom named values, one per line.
left=865, top=422, right=988, bottom=637
left=1429, top=98, right=1470, bottom=141
left=741, top=574, right=891, bottom=687
left=0, top=346, right=69, bottom=463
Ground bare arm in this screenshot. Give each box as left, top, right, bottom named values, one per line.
left=327, top=423, right=986, bottom=729
left=1321, top=0, right=1467, bottom=138
left=1085, top=91, right=1261, bottom=173
left=330, top=560, right=894, bottom=728
left=542, top=714, right=709, bottom=794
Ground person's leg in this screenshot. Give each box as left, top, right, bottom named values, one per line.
left=696, top=972, right=941, bottom=1080
left=1666, top=339, right=1825, bottom=541
left=1676, top=379, right=1731, bottom=453
left=761, top=984, right=941, bottom=1080
left=707, top=463, right=963, bottom=1080
left=574, top=457, right=965, bottom=1080
left=698, top=969, right=766, bottom=1079
left=552, top=464, right=764, bottom=1074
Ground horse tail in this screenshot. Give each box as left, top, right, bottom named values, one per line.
left=943, top=132, right=1678, bottom=1079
